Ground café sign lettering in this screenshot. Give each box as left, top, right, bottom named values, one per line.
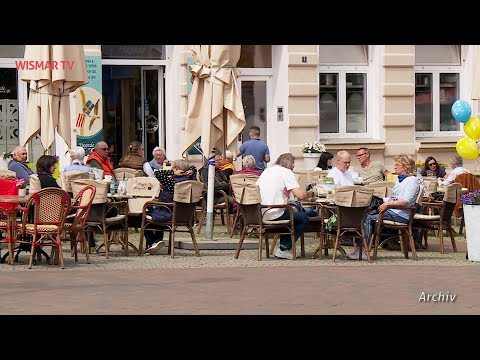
left=0, top=85, right=11, bottom=94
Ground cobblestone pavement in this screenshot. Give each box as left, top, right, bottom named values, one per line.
left=0, top=225, right=478, bottom=314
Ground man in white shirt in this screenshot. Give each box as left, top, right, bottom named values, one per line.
left=257, top=153, right=313, bottom=260
left=439, top=154, right=469, bottom=186
left=327, top=150, right=354, bottom=186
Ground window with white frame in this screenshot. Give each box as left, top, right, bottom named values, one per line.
left=319, top=45, right=369, bottom=137
left=415, top=45, right=462, bottom=135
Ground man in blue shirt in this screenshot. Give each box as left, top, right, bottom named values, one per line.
left=8, top=145, right=34, bottom=186
left=236, top=126, right=270, bottom=171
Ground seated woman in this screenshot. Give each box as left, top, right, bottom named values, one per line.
left=233, top=155, right=262, bottom=177
left=230, top=155, right=262, bottom=213
left=155, top=159, right=197, bottom=203
left=143, top=146, right=168, bottom=177
left=117, top=140, right=146, bottom=176
left=146, top=159, right=197, bottom=254
left=316, top=151, right=334, bottom=170
left=349, top=154, right=420, bottom=260
left=64, top=147, right=94, bottom=174
left=420, top=156, right=446, bottom=178
left=36, top=155, right=60, bottom=189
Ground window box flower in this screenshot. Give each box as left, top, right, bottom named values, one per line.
left=301, top=141, right=326, bottom=154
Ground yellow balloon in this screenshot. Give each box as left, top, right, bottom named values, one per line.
left=456, top=137, right=479, bottom=160
left=464, top=116, right=480, bottom=141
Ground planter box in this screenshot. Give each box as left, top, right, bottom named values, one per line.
left=303, top=153, right=321, bottom=171
left=0, top=158, right=9, bottom=171
left=464, top=204, right=480, bottom=261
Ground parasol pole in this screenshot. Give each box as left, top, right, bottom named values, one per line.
left=205, top=149, right=216, bottom=240
left=205, top=108, right=228, bottom=240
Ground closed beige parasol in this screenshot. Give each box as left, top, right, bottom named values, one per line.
left=20, top=45, right=88, bottom=149
left=183, top=45, right=246, bottom=157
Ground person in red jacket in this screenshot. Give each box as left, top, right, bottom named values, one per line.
left=86, top=141, right=115, bottom=178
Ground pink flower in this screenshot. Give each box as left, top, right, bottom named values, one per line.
left=15, top=178, right=26, bottom=189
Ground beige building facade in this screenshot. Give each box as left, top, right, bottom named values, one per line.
left=0, top=45, right=478, bottom=174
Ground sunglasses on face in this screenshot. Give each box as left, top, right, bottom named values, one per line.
left=428, top=162, right=437, bottom=166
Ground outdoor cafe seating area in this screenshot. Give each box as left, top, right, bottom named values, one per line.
left=0, top=168, right=476, bottom=269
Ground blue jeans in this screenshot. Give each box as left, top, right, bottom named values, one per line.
left=364, top=210, right=408, bottom=245
left=274, top=209, right=309, bottom=251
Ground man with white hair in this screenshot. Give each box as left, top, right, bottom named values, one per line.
left=143, top=146, right=168, bottom=177
left=438, top=154, right=470, bottom=186
left=8, top=145, right=34, bottom=186
left=257, top=153, right=313, bottom=260
left=327, top=150, right=354, bottom=186
left=64, top=147, right=94, bottom=173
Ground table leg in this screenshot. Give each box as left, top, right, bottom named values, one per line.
left=6, top=211, right=15, bottom=265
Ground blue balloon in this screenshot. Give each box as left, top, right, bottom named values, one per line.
left=451, top=100, right=472, bottom=123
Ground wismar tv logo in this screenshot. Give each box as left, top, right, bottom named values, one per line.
left=15, top=60, right=75, bottom=70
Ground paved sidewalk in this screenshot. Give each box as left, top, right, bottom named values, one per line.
left=0, top=224, right=478, bottom=314
left=1, top=265, right=478, bottom=314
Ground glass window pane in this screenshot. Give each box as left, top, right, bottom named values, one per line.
left=346, top=73, right=366, bottom=133
left=415, top=73, right=433, bottom=131
left=101, top=45, right=165, bottom=60
left=319, top=45, right=367, bottom=65
left=237, top=45, right=272, bottom=68
left=0, top=69, right=19, bottom=154
left=319, top=73, right=339, bottom=133
left=240, top=80, right=267, bottom=148
left=440, top=73, right=460, bottom=131
left=0, top=45, right=25, bottom=58
left=415, top=45, right=460, bottom=65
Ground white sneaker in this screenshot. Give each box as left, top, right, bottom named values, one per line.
left=147, top=241, right=165, bottom=255
left=346, top=249, right=369, bottom=260
left=274, top=248, right=301, bottom=260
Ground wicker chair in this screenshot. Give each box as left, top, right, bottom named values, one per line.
left=232, top=182, right=299, bottom=261
left=60, top=170, right=94, bottom=196
left=412, top=183, right=462, bottom=253
left=453, top=173, right=480, bottom=235
left=229, top=174, right=259, bottom=237
left=114, top=167, right=144, bottom=180
left=138, top=180, right=203, bottom=257
left=62, top=185, right=96, bottom=263
left=0, top=178, right=23, bottom=265
left=73, top=180, right=130, bottom=258
left=332, top=186, right=374, bottom=263
left=20, top=188, right=71, bottom=269
left=197, top=171, right=232, bottom=235
left=368, top=185, right=424, bottom=261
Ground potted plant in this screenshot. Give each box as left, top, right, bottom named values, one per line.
left=301, top=141, right=326, bottom=170
left=15, top=178, right=27, bottom=197
left=461, top=190, right=480, bottom=261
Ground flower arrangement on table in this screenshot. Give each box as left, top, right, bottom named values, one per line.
left=460, top=190, right=480, bottom=205
left=301, top=141, right=326, bottom=154
left=15, top=178, right=26, bottom=189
